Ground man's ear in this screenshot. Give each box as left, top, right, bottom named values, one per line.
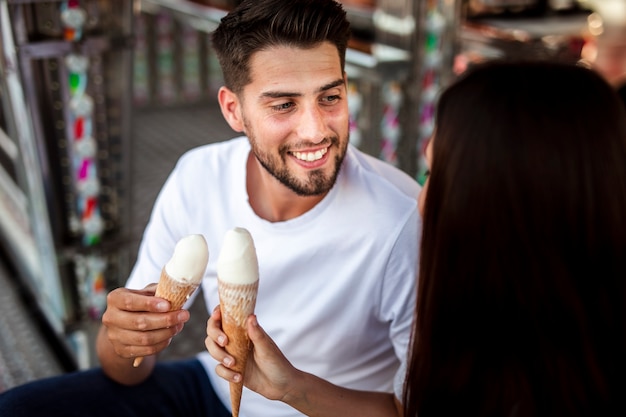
left=218, top=86, right=244, bottom=132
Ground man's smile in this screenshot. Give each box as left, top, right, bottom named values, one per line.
left=291, top=147, right=328, bottom=162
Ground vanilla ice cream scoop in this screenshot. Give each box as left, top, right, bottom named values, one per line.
left=165, top=234, right=209, bottom=284
left=217, top=227, right=259, bottom=285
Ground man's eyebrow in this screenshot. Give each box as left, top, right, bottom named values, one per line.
left=260, top=78, right=345, bottom=99
left=318, top=78, right=346, bottom=93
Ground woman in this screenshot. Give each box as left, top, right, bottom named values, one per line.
left=407, top=60, right=626, bottom=417
left=207, top=60, right=626, bottom=417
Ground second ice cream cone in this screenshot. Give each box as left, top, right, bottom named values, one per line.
left=216, top=227, right=260, bottom=416
left=218, top=279, right=259, bottom=417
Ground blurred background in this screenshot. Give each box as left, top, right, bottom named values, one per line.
left=0, top=0, right=624, bottom=392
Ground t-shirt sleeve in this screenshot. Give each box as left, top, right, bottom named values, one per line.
left=380, top=207, right=420, bottom=366
left=394, top=356, right=407, bottom=403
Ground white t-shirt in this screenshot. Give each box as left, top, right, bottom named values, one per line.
left=127, top=137, right=421, bottom=417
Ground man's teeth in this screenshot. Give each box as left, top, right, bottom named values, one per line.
left=293, top=147, right=327, bottom=162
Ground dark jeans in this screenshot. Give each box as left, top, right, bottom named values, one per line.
left=0, top=358, right=230, bottom=417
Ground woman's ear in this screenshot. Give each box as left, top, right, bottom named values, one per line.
left=218, top=86, right=244, bottom=132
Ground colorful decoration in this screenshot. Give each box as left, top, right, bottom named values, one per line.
left=133, top=13, right=150, bottom=105
left=416, top=2, right=446, bottom=184
left=74, top=254, right=107, bottom=320
left=181, top=23, right=202, bottom=101
left=156, top=13, right=177, bottom=104
left=60, top=1, right=87, bottom=42
left=347, top=81, right=363, bottom=149
left=380, top=81, right=402, bottom=165
left=65, top=53, right=104, bottom=246
left=61, top=1, right=109, bottom=325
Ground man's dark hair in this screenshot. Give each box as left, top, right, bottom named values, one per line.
left=211, top=0, right=351, bottom=94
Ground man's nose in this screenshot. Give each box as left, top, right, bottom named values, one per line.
left=296, top=105, right=327, bottom=143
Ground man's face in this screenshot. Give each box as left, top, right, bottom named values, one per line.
left=238, top=42, right=350, bottom=196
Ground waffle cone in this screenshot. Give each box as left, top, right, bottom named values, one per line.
left=155, top=267, right=201, bottom=310
left=218, top=280, right=259, bottom=417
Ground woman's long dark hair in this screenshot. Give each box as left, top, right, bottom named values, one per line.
left=404, top=61, right=626, bottom=417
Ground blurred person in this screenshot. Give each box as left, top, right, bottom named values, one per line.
left=0, top=0, right=420, bottom=416
left=208, top=60, right=626, bottom=417
left=588, top=29, right=626, bottom=109
left=580, top=4, right=626, bottom=106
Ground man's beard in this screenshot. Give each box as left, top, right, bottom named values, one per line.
left=246, top=125, right=348, bottom=196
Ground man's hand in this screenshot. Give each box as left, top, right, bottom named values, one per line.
left=101, top=283, right=190, bottom=360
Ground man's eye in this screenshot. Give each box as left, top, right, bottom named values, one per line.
left=322, top=95, right=340, bottom=104
left=272, top=102, right=294, bottom=111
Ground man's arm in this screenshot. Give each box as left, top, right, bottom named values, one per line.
left=96, top=285, right=190, bottom=385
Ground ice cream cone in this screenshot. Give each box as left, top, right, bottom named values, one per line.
left=216, top=227, right=260, bottom=416
left=155, top=266, right=201, bottom=310
left=218, top=280, right=259, bottom=417
left=132, top=267, right=202, bottom=367
left=132, top=234, right=209, bottom=368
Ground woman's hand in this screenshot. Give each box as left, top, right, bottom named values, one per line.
left=206, top=306, right=401, bottom=417
left=205, top=306, right=297, bottom=401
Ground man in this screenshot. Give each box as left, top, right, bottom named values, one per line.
left=0, top=1, right=420, bottom=415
